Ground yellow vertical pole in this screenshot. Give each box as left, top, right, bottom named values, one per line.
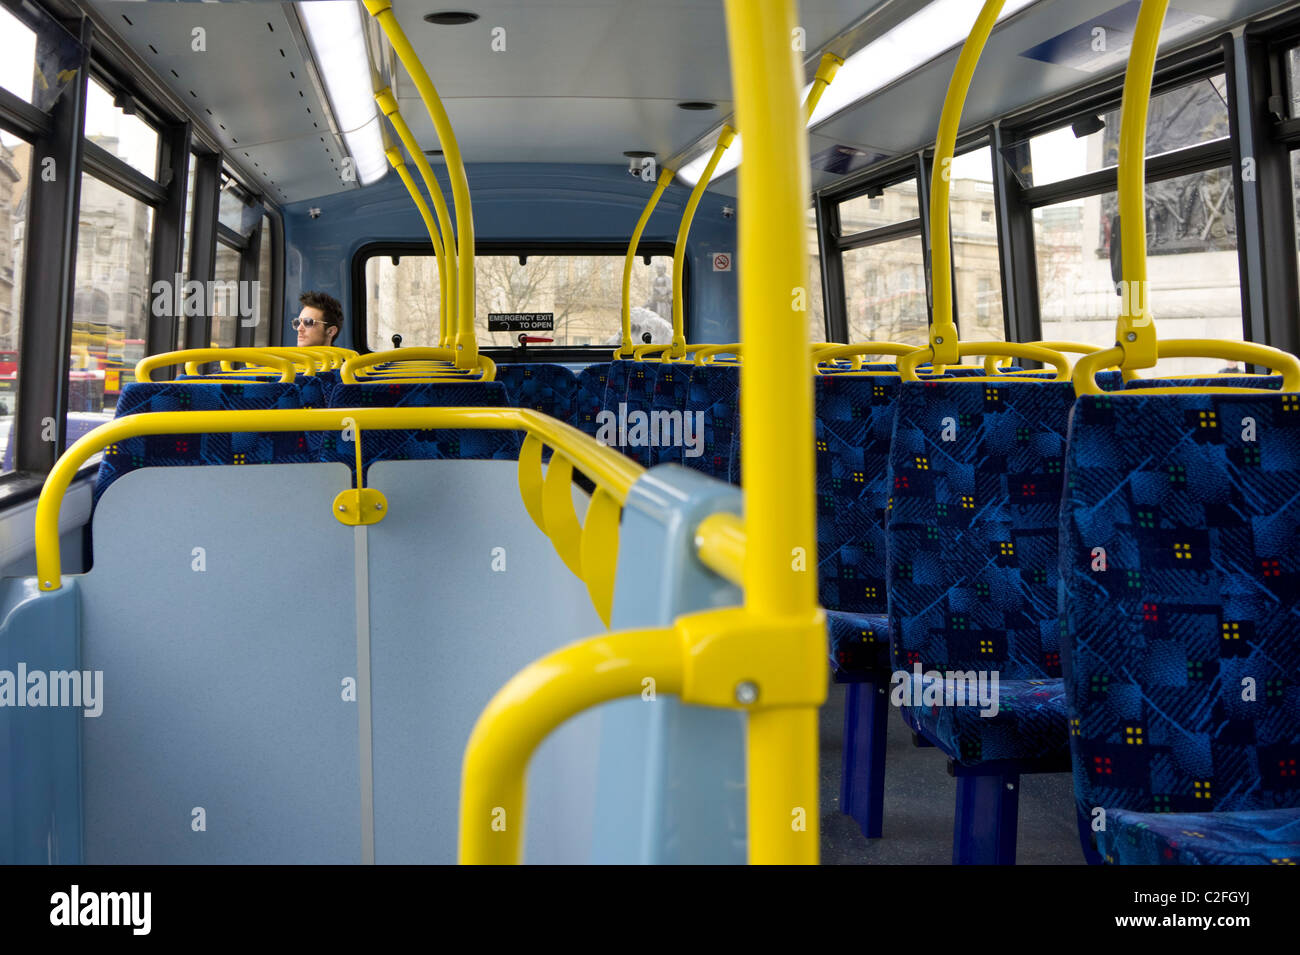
left=385, top=147, right=450, bottom=346
left=619, top=167, right=676, bottom=359
left=927, top=0, right=1004, bottom=367
left=671, top=126, right=736, bottom=358
left=802, top=51, right=844, bottom=124
left=723, top=0, right=819, bottom=865
left=1115, top=0, right=1170, bottom=370
left=366, top=1, right=479, bottom=370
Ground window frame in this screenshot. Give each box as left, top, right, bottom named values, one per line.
left=350, top=239, right=683, bottom=361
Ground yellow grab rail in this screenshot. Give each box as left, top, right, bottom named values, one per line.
left=35, top=407, right=642, bottom=600
left=694, top=511, right=745, bottom=587
left=803, top=51, right=844, bottom=124
left=693, top=343, right=742, bottom=364
left=927, top=0, right=1005, bottom=367
left=341, top=348, right=496, bottom=383
left=367, top=1, right=478, bottom=370
left=139, top=348, right=297, bottom=384
left=900, top=341, right=1071, bottom=382
left=1073, top=340, right=1300, bottom=395
left=982, top=340, right=1103, bottom=375
left=812, top=342, right=921, bottom=372
left=219, top=347, right=320, bottom=375
left=669, top=126, right=736, bottom=359
left=383, top=142, right=451, bottom=347
left=618, top=166, right=676, bottom=359
left=1114, top=0, right=1169, bottom=371
left=460, top=627, right=686, bottom=864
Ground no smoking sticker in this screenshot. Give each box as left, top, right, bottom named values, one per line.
left=713, top=252, right=732, bottom=272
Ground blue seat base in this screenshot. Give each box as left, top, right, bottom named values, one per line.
left=1097, top=807, right=1300, bottom=865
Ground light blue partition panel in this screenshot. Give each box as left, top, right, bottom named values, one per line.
left=0, top=578, right=83, bottom=863
left=78, top=464, right=360, bottom=863
left=590, top=464, right=747, bottom=864
left=364, top=460, right=606, bottom=864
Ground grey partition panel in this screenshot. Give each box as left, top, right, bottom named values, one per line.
left=364, top=460, right=605, bottom=864
left=80, top=464, right=360, bottom=863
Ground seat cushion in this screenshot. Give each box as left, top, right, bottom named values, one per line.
left=900, top=675, right=1070, bottom=765
left=1096, top=806, right=1300, bottom=865
left=827, top=610, right=891, bottom=680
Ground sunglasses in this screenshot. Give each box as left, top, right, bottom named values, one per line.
left=291, top=317, right=332, bottom=329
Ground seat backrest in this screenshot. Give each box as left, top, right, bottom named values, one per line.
left=93, top=381, right=310, bottom=504
left=647, top=363, right=693, bottom=467
left=620, top=361, right=661, bottom=467
left=574, top=362, right=611, bottom=438
left=887, top=380, right=1076, bottom=679
left=681, top=363, right=740, bottom=483
left=324, top=380, right=519, bottom=483
left=494, top=363, right=579, bottom=426
left=1124, top=374, right=1283, bottom=390
left=1060, top=391, right=1300, bottom=816
left=815, top=374, right=900, bottom=616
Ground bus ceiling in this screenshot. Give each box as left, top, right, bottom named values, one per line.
left=74, top=0, right=1287, bottom=205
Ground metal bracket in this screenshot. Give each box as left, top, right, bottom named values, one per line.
left=333, top=487, right=388, bottom=525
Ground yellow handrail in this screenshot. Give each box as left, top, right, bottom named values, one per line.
left=341, top=348, right=496, bottom=383
left=1073, top=340, right=1300, bottom=394
left=927, top=0, right=1004, bottom=368
left=617, top=166, right=676, bottom=359
left=218, top=347, right=320, bottom=375
left=36, top=406, right=642, bottom=595
left=383, top=143, right=451, bottom=347
left=459, top=627, right=686, bottom=864
left=139, top=348, right=297, bottom=384
left=669, top=126, right=736, bottom=359
left=367, top=1, right=478, bottom=370
left=803, top=51, right=844, bottom=124
left=811, top=342, right=922, bottom=372
left=900, top=341, right=1070, bottom=382
left=694, top=511, right=744, bottom=586
left=692, top=343, right=742, bottom=364
left=1114, top=0, right=1169, bottom=370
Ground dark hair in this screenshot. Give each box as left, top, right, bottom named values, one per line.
left=298, top=290, right=343, bottom=342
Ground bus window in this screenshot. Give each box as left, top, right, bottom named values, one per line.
left=807, top=206, right=826, bottom=342
left=210, top=242, right=241, bottom=348
left=948, top=146, right=1004, bottom=343
left=0, top=6, right=36, bottom=105
left=71, top=173, right=153, bottom=428
left=255, top=215, right=273, bottom=347
left=364, top=251, right=676, bottom=349
left=0, top=129, right=32, bottom=472
left=85, top=77, right=159, bottom=181
left=842, top=238, right=929, bottom=348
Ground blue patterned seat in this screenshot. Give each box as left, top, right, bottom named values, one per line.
left=493, top=363, right=579, bottom=425
left=647, top=363, right=693, bottom=467
left=93, top=381, right=311, bottom=505
left=325, top=381, right=519, bottom=483
left=1124, top=374, right=1283, bottom=390
left=886, top=379, right=1076, bottom=863
left=621, top=361, right=661, bottom=467
left=1060, top=391, right=1300, bottom=865
left=682, top=363, right=740, bottom=483
left=573, top=362, right=611, bottom=438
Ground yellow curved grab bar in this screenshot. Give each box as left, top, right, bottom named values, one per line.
left=693, top=343, right=742, bottom=364
left=1073, top=340, right=1300, bottom=395
left=459, top=627, right=686, bottom=864
left=342, top=348, right=496, bottom=383
left=803, top=51, right=843, bottom=124
left=367, top=2, right=478, bottom=370
left=140, top=348, right=297, bottom=384
left=384, top=143, right=451, bottom=347
left=219, top=347, right=320, bottom=375
left=617, top=166, right=676, bottom=360
left=629, top=342, right=676, bottom=361
left=36, top=406, right=642, bottom=592
left=669, top=126, right=737, bottom=359
left=1114, top=0, right=1169, bottom=370
left=982, top=340, right=1102, bottom=374
left=812, top=342, right=923, bottom=372
left=900, top=341, right=1070, bottom=382
left=929, top=0, right=1005, bottom=367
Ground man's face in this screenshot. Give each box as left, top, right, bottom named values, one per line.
left=294, top=306, right=335, bottom=346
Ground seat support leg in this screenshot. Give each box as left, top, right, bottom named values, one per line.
left=839, top=676, right=888, bottom=839
left=952, top=766, right=1020, bottom=865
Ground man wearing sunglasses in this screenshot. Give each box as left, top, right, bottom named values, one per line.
left=292, top=290, right=344, bottom=347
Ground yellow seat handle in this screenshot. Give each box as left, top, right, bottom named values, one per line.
left=139, top=348, right=297, bottom=384
left=342, top=348, right=496, bottom=383
left=1074, top=341, right=1300, bottom=394
left=900, top=342, right=1070, bottom=383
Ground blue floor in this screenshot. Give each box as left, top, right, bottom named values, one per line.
left=819, top=681, right=1086, bottom=865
